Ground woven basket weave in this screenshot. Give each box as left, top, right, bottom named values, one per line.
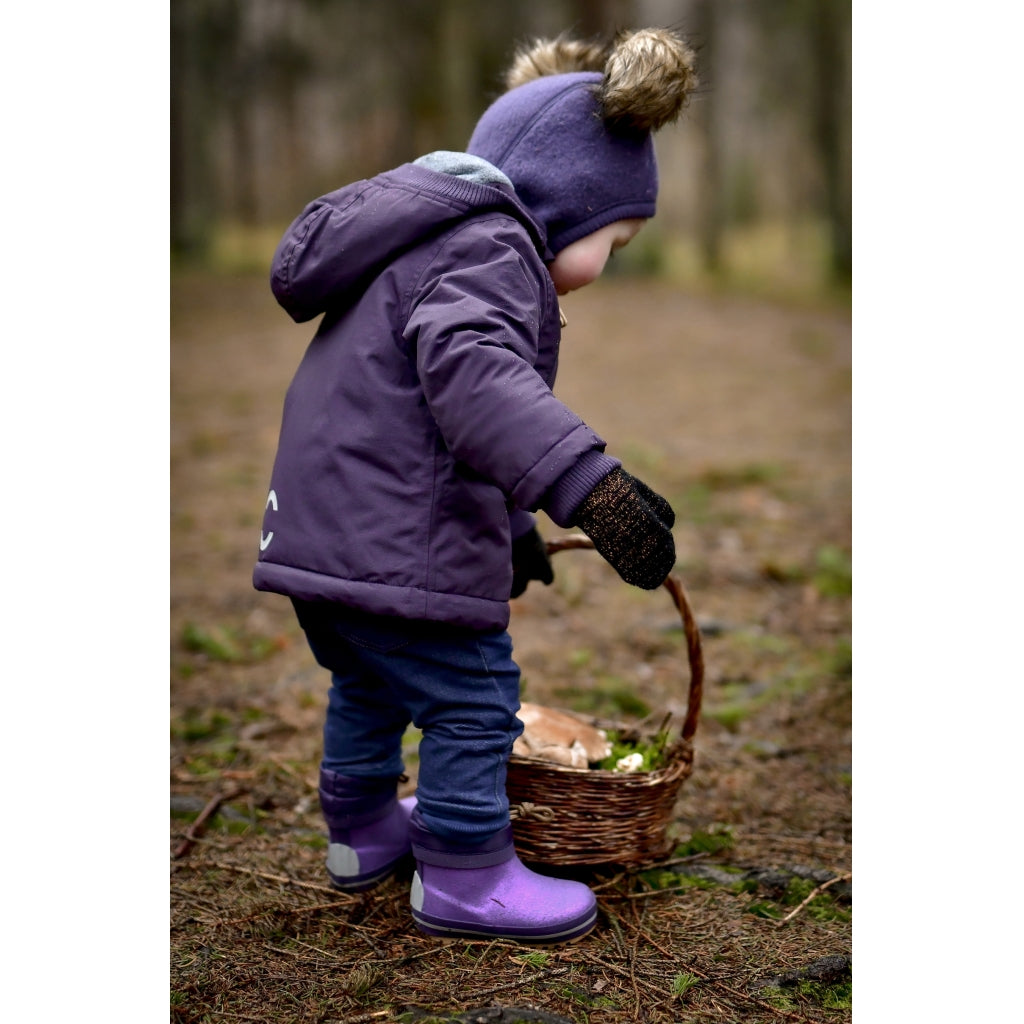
left=507, top=535, right=704, bottom=869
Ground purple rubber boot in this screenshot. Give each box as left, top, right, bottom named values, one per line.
left=318, top=769, right=417, bottom=892
left=408, top=809, right=597, bottom=943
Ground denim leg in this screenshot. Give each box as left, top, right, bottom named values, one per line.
left=293, top=600, right=523, bottom=841
left=294, top=601, right=411, bottom=779
left=392, top=629, right=523, bottom=841
left=322, top=667, right=412, bottom=778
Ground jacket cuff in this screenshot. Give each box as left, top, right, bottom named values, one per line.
left=542, top=451, right=621, bottom=527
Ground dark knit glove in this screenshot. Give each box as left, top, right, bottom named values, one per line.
left=510, top=525, right=555, bottom=598
left=573, top=468, right=676, bottom=590
left=620, top=469, right=676, bottom=530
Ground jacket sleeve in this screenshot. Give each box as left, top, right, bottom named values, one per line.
left=404, top=219, right=611, bottom=512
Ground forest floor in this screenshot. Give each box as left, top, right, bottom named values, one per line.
left=170, top=269, right=852, bottom=1023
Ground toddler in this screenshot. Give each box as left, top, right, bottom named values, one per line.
left=255, top=27, right=696, bottom=943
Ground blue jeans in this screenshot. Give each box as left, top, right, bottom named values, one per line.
left=292, top=600, right=524, bottom=841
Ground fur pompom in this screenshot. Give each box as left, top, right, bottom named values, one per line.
left=504, top=35, right=608, bottom=90
left=503, top=28, right=697, bottom=134
left=599, top=28, right=697, bottom=132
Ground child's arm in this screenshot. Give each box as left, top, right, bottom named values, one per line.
left=408, top=220, right=675, bottom=590
left=407, top=221, right=611, bottom=515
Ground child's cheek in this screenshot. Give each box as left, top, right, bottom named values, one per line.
left=550, top=247, right=608, bottom=294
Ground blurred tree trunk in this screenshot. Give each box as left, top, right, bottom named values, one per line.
left=692, top=0, right=725, bottom=273
left=170, top=1, right=216, bottom=257
left=749, top=0, right=851, bottom=284
left=438, top=0, right=476, bottom=148
left=228, top=87, right=258, bottom=225
left=809, top=0, right=851, bottom=280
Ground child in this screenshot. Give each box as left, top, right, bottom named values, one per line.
left=255, top=28, right=697, bottom=944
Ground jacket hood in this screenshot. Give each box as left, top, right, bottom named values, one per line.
left=468, top=72, right=659, bottom=254
left=270, top=160, right=550, bottom=323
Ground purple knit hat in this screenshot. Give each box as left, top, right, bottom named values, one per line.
left=468, top=73, right=658, bottom=254
left=467, top=30, right=697, bottom=255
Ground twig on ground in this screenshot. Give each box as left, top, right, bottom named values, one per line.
left=774, top=872, right=851, bottom=928
left=173, top=786, right=247, bottom=860
left=362, top=943, right=459, bottom=968
left=586, top=953, right=673, bottom=1001
left=652, top=850, right=713, bottom=869
left=269, top=754, right=318, bottom=790
left=605, top=884, right=696, bottom=900
left=332, top=1011, right=392, bottom=1024
left=214, top=897, right=352, bottom=926
left=591, top=871, right=628, bottom=892
left=270, top=938, right=349, bottom=963
left=628, top=899, right=644, bottom=1020
left=203, top=859, right=358, bottom=899
left=461, top=964, right=571, bottom=1001
left=205, top=1012, right=271, bottom=1022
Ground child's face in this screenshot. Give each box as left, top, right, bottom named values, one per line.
left=547, top=218, right=646, bottom=296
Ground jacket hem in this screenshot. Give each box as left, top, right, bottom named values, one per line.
left=253, top=563, right=511, bottom=632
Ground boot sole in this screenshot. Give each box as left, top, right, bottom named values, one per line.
left=327, top=851, right=412, bottom=893
left=412, top=907, right=597, bottom=945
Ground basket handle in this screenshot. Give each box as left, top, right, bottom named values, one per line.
left=544, top=534, right=704, bottom=743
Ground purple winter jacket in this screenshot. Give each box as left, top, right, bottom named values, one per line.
left=253, top=161, right=618, bottom=630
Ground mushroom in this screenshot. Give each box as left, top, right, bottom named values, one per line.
left=513, top=702, right=612, bottom=768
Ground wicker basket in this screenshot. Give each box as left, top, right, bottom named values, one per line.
left=507, top=535, right=704, bottom=869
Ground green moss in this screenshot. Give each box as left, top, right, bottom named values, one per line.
left=668, top=873, right=717, bottom=891
left=746, top=900, right=783, bottom=920
left=697, top=462, right=784, bottom=490
left=813, top=980, right=853, bottom=1009
left=650, top=870, right=684, bottom=889
left=785, top=878, right=851, bottom=924
left=766, top=980, right=852, bottom=1013
left=813, top=544, right=852, bottom=597
left=704, top=702, right=749, bottom=732
left=734, top=630, right=793, bottom=656
left=180, top=621, right=289, bottom=665
left=782, top=877, right=818, bottom=905
left=171, top=708, right=233, bottom=743
left=729, top=877, right=761, bottom=895
left=674, top=828, right=735, bottom=857
left=827, top=637, right=852, bottom=678
left=179, top=752, right=238, bottom=775
left=223, top=817, right=261, bottom=837
left=568, top=648, right=593, bottom=669
left=597, top=727, right=671, bottom=772
left=182, top=622, right=244, bottom=662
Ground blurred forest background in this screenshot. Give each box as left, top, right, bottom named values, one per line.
left=170, top=0, right=851, bottom=301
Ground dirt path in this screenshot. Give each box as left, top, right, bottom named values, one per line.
left=171, top=270, right=851, bottom=1022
